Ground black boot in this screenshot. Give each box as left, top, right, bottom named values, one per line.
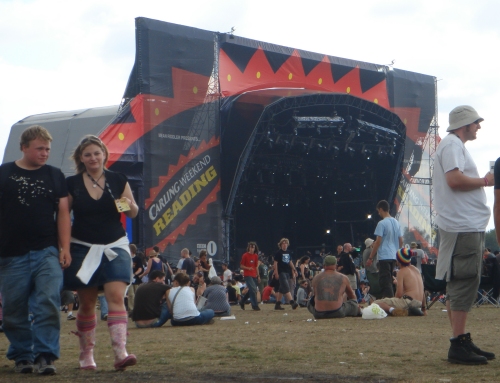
left=274, top=302, right=284, bottom=310
left=466, top=333, right=495, bottom=360
left=290, top=300, right=298, bottom=310
left=448, top=334, right=488, bottom=365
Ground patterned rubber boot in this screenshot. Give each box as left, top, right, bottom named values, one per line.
left=76, top=314, right=97, bottom=370
left=108, top=322, right=137, bottom=370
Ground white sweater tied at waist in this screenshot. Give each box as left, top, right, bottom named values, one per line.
left=72, top=236, right=131, bottom=284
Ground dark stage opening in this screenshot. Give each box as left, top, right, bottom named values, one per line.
left=221, top=91, right=405, bottom=260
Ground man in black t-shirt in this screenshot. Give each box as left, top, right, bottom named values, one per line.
left=0, top=125, right=71, bottom=374
left=272, top=238, right=299, bottom=310
left=337, top=243, right=358, bottom=291
left=181, top=248, right=196, bottom=278
left=132, top=271, right=171, bottom=328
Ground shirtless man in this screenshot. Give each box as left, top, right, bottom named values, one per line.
left=307, top=255, right=360, bottom=319
left=373, top=248, right=426, bottom=316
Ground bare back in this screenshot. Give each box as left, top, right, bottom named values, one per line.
left=312, top=270, right=354, bottom=311
left=397, top=265, right=424, bottom=301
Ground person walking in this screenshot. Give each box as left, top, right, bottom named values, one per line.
left=239, top=242, right=261, bottom=311
left=272, top=238, right=299, bottom=310
left=0, top=125, right=71, bottom=374
left=63, top=135, right=139, bottom=371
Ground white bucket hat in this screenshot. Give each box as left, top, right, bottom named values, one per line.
left=364, top=238, right=374, bottom=247
left=447, top=105, right=484, bottom=132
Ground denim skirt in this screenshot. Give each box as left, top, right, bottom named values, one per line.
left=63, top=243, right=132, bottom=290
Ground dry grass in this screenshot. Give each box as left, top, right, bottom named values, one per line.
left=1, top=303, right=500, bottom=382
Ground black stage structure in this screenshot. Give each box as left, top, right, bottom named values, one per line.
left=222, top=91, right=406, bottom=257
left=5, top=18, right=437, bottom=264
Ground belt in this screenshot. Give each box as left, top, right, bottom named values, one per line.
left=402, top=295, right=413, bottom=301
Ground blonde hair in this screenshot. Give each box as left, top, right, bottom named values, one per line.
left=70, top=135, right=109, bottom=174
left=278, top=238, right=290, bottom=247
left=20, top=125, right=53, bottom=150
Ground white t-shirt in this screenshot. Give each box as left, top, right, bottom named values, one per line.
left=168, top=286, right=199, bottom=320
left=412, top=248, right=425, bottom=273
left=433, top=134, right=490, bottom=232
left=223, top=269, right=232, bottom=285
left=176, top=258, right=184, bottom=270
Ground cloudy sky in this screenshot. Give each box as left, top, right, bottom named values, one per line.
left=1, top=0, right=499, bottom=228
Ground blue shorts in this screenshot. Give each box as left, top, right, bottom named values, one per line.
left=63, top=243, right=132, bottom=290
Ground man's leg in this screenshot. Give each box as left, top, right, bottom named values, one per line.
left=30, top=247, right=63, bottom=374
left=378, top=260, right=395, bottom=298
left=0, top=254, right=34, bottom=364
left=244, top=277, right=258, bottom=309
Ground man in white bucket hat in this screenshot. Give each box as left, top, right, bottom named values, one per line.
left=433, top=105, right=495, bottom=365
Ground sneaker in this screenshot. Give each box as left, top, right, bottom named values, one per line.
left=390, top=308, right=408, bottom=317
left=466, top=333, right=495, bottom=360
left=67, top=314, right=76, bottom=320
left=252, top=305, right=261, bottom=311
left=34, top=354, right=56, bottom=375
left=102, top=314, right=108, bottom=321
left=14, top=360, right=33, bottom=373
left=239, top=299, right=245, bottom=310
left=449, top=334, right=488, bottom=365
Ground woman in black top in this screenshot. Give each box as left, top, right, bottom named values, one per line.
left=63, top=135, right=139, bottom=371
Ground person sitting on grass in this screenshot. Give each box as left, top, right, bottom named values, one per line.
left=166, top=273, right=215, bottom=326
left=296, top=280, right=310, bottom=307
left=227, top=280, right=239, bottom=305
left=373, top=248, right=426, bottom=317
left=262, top=285, right=278, bottom=303
left=201, top=277, right=231, bottom=317
left=308, top=256, right=361, bottom=319
left=132, top=270, right=171, bottom=328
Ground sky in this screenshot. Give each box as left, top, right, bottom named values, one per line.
left=1, top=0, right=500, bottom=228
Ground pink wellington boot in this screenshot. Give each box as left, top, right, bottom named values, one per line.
left=77, top=329, right=97, bottom=370
left=108, top=322, right=137, bottom=370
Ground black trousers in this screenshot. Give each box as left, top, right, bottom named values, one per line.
left=378, top=260, right=396, bottom=298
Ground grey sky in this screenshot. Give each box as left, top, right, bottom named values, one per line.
left=1, top=0, right=499, bottom=228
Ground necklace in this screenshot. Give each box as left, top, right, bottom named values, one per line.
left=86, top=172, right=104, bottom=188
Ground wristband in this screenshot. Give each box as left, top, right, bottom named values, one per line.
left=484, top=177, right=489, bottom=186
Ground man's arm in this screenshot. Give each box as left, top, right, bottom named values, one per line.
left=445, top=168, right=494, bottom=191
left=289, top=261, right=297, bottom=277
left=399, top=236, right=403, bottom=248
left=366, top=237, right=382, bottom=267
left=344, top=277, right=356, bottom=300
left=240, top=254, right=252, bottom=272
left=273, top=260, right=279, bottom=278
left=57, top=196, right=72, bottom=269
left=165, top=290, right=172, bottom=312
left=495, top=189, right=500, bottom=245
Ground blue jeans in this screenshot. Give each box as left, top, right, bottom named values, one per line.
left=244, top=276, right=258, bottom=308
left=135, top=302, right=171, bottom=328
left=98, top=295, right=108, bottom=320
left=0, top=246, right=62, bottom=362
left=171, top=309, right=214, bottom=326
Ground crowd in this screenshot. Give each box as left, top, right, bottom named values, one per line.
left=0, top=104, right=498, bottom=376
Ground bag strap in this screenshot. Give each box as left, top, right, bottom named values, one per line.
left=171, top=286, right=184, bottom=313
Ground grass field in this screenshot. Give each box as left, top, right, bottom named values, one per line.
left=1, top=303, right=500, bottom=382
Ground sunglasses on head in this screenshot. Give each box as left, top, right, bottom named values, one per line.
left=80, top=135, right=103, bottom=145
